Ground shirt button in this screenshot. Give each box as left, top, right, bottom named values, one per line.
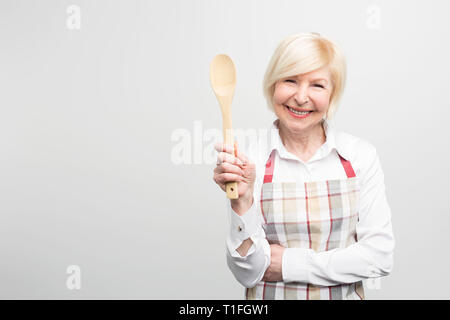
left=238, top=226, right=243, bottom=232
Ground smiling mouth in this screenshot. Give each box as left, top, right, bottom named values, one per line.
left=283, top=104, right=314, bottom=115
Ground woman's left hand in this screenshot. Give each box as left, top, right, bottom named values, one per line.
left=262, top=244, right=286, bottom=282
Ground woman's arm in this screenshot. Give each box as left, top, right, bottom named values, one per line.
left=230, top=195, right=255, bottom=256
left=226, top=191, right=271, bottom=288
left=214, top=141, right=271, bottom=288
left=281, top=143, right=395, bottom=286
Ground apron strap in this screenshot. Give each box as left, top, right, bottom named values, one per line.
left=263, top=150, right=276, bottom=183
left=338, top=154, right=356, bottom=178
left=262, top=150, right=356, bottom=183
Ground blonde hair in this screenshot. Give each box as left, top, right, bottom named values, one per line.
left=263, top=33, right=346, bottom=120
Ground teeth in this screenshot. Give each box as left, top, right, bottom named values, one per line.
left=288, top=106, right=311, bottom=115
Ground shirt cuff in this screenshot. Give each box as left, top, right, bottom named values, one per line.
left=227, top=198, right=263, bottom=256
left=282, top=247, right=311, bottom=283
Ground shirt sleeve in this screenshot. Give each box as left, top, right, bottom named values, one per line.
left=282, top=143, right=395, bottom=286
left=225, top=186, right=271, bottom=289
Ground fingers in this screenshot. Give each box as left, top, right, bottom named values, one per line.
left=214, top=162, right=245, bottom=176
left=214, top=142, right=248, bottom=166
left=213, top=141, right=253, bottom=192
left=216, top=152, right=243, bottom=166
left=234, top=141, right=249, bottom=165
left=213, top=172, right=245, bottom=188
left=214, top=142, right=234, bottom=154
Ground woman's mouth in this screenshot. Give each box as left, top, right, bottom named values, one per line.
left=284, top=105, right=313, bottom=119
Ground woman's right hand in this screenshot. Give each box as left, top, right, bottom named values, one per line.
left=213, top=142, right=256, bottom=214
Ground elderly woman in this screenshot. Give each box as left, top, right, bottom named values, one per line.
left=213, top=33, right=395, bottom=300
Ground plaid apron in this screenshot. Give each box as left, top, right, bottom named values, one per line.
left=246, top=149, right=365, bottom=300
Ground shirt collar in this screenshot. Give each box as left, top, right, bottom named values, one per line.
left=266, top=118, right=349, bottom=163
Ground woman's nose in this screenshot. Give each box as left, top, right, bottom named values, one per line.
left=294, top=85, right=309, bottom=106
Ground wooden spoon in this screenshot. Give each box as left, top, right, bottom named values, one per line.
left=210, top=54, right=239, bottom=199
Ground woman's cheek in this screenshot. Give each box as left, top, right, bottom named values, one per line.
left=311, top=92, right=331, bottom=109
left=273, top=94, right=284, bottom=105
left=272, top=92, right=283, bottom=105
left=273, top=86, right=292, bottom=104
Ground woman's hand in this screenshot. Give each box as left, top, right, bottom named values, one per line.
left=262, top=244, right=286, bottom=282
left=213, top=142, right=256, bottom=214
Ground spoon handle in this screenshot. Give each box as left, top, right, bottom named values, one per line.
left=225, top=143, right=239, bottom=199
left=223, top=115, right=239, bottom=199
left=226, top=181, right=239, bottom=199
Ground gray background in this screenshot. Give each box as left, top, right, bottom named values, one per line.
left=1, top=0, right=449, bottom=299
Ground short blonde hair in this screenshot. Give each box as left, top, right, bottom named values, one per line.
left=263, top=33, right=346, bottom=120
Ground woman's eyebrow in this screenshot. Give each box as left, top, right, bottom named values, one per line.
left=290, top=76, right=329, bottom=84
left=310, top=78, right=329, bottom=84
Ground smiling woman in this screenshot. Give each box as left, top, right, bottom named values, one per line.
left=263, top=33, right=346, bottom=122
left=263, top=33, right=347, bottom=162
left=214, top=32, right=395, bottom=300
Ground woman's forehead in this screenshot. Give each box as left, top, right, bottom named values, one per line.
left=291, top=67, right=331, bottom=81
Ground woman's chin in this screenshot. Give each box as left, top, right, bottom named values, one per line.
left=280, top=113, right=323, bottom=132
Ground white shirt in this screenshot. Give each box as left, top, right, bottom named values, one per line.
left=226, top=119, right=395, bottom=289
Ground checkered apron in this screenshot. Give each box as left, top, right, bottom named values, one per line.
left=245, top=150, right=365, bottom=300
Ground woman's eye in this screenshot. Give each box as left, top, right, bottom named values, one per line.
left=284, top=79, right=296, bottom=83
left=313, top=84, right=325, bottom=88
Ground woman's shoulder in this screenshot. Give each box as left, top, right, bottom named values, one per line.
left=335, top=130, right=380, bottom=177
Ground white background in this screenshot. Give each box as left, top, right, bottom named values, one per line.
left=1, top=0, right=449, bottom=299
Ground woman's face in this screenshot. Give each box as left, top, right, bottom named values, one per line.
left=273, top=66, right=333, bottom=134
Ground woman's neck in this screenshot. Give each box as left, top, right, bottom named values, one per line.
left=277, top=120, right=326, bottom=162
